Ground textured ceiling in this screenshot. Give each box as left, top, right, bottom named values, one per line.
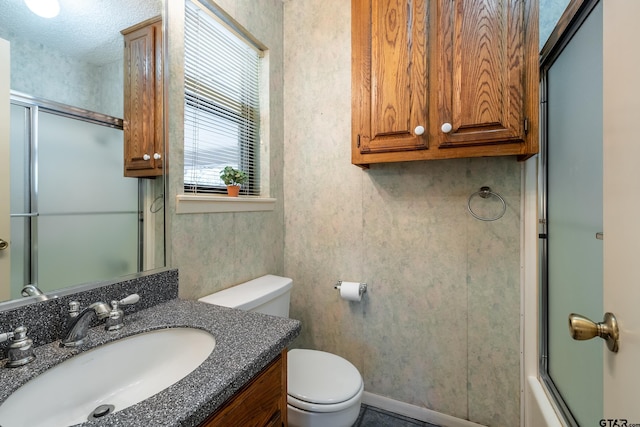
left=0, top=0, right=162, bottom=65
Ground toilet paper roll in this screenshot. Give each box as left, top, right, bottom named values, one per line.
left=339, top=281, right=362, bottom=302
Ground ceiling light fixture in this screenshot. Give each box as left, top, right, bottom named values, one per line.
left=24, top=0, right=60, bottom=18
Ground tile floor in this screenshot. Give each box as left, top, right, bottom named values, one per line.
left=352, top=405, right=440, bottom=427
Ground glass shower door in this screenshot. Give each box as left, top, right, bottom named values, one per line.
left=543, top=2, right=603, bottom=425
left=37, top=111, right=139, bottom=290
left=9, top=102, right=140, bottom=296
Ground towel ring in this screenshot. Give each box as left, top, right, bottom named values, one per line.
left=150, top=194, right=164, bottom=213
left=467, top=187, right=506, bottom=221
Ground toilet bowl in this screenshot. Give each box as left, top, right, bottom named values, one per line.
left=287, top=349, right=363, bottom=427
left=198, top=275, right=363, bottom=427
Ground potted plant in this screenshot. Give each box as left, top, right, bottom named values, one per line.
left=220, top=166, right=248, bottom=197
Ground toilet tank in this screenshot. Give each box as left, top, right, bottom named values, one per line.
left=198, top=275, right=292, bottom=317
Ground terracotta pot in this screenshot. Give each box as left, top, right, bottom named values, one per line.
left=226, top=185, right=240, bottom=197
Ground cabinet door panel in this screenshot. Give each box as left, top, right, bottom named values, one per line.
left=353, top=0, right=429, bottom=155
left=122, top=18, right=163, bottom=178
left=437, top=0, right=526, bottom=147
left=199, top=352, right=285, bottom=427
left=124, top=25, right=157, bottom=171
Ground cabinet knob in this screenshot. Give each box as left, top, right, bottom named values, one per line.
left=414, top=125, right=425, bottom=136
left=441, top=123, right=453, bottom=133
left=143, top=154, right=151, bottom=161
left=153, top=153, right=161, bottom=160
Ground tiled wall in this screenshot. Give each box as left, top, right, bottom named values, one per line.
left=282, top=1, right=522, bottom=426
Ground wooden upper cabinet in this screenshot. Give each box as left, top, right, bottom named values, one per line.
left=352, top=0, right=539, bottom=167
left=122, top=17, right=164, bottom=178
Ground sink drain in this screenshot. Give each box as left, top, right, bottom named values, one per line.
left=88, top=404, right=115, bottom=421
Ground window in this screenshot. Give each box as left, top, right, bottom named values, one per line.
left=184, top=0, right=262, bottom=196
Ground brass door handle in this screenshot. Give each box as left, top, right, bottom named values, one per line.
left=569, top=312, right=619, bottom=353
left=0, top=239, right=8, bottom=251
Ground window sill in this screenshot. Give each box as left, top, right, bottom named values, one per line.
left=176, top=194, right=276, bottom=214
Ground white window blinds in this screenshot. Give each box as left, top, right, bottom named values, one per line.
left=184, top=0, right=262, bottom=196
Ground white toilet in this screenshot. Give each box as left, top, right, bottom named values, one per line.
left=199, top=275, right=363, bottom=427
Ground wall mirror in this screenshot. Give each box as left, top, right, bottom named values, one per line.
left=0, top=0, right=165, bottom=307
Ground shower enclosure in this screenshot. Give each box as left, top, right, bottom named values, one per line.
left=539, top=1, right=603, bottom=425
left=9, top=93, right=140, bottom=299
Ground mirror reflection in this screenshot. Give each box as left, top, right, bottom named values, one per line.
left=0, top=0, right=165, bottom=304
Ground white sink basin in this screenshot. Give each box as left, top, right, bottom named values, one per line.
left=0, top=327, right=215, bottom=427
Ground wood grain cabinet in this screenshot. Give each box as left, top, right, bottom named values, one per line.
left=199, top=351, right=287, bottom=427
left=352, top=0, right=539, bottom=167
left=121, top=17, right=164, bottom=178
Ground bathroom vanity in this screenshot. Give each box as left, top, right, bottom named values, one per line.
left=0, top=269, right=300, bottom=426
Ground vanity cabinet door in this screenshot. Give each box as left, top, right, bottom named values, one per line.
left=200, top=351, right=287, bottom=427
left=122, top=17, right=164, bottom=178
left=351, top=0, right=538, bottom=167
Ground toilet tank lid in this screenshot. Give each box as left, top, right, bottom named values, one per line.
left=198, top=274, right=292, bottom=310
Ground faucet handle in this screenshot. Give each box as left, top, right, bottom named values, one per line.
left=0, top=326, right=29, bottom=343
left=105, top=303, right=124, bottom=331
left=0, top=330, right=15, bottom=344
left=12, top=326, right=28, bottom=340
left=105, top=294, right=139, bottom=332
left=3, top=326, right=36, bottom=368
left=118, top=293, right=140, bottom=306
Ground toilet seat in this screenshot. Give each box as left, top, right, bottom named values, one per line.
left=287, top=382, right=364, bottom=413
left=287, top=349, right=364, bottom=413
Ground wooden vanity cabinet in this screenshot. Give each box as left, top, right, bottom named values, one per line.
left=351, top=0, right=539, bottom=167
left=122, top=16, right=164, bottom=178
left=199, top=350, right=287, bottom=427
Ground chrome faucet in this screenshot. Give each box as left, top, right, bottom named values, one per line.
left=21, top=284, right=49, bottom=301
left=61, top=294, right=139, bottom=348
left=61, top=301, right=111, bottom=347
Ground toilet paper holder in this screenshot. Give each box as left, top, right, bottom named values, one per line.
left=334, top=280, right=367, bottom=294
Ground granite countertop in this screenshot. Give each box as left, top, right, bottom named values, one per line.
left=0, top=299, right=301, bottom=426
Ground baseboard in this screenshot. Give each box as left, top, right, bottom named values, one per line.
left=362, top=392, right=487, bottom=427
